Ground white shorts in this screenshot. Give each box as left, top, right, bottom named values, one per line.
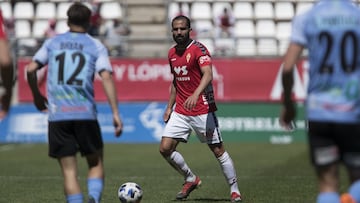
left=162, top=111, right=223, bottom=144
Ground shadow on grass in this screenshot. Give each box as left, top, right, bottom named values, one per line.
left=171, top=197, right=230, bottom=202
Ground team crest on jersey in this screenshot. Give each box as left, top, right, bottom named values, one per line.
left=186, top=53, right=191, bottom=63
left=199, top=55, right=211, bottom=64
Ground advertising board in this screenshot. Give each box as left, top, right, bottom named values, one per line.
left=0, top=103, right=305, bottom=144
left=17, top=58, right=308, bottom=102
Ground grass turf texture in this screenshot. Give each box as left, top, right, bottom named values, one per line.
left=0, top=143, right=350, bottom=203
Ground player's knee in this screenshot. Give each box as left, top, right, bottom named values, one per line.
left=209, top=143, right=225, bottom=158
left=159, top=148, right=171, bottom=158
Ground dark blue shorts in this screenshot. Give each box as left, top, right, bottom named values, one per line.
left=308, top=121, right=360, bottom=168
left=48, top=120, right=103, bottom=158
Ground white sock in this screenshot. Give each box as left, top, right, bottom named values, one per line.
left=168, top=151, right=196, bottom=182
left=217, top=151, right=240, bottom=194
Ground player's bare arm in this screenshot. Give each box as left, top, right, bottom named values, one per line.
left=164, top=82, right=176, bottom=123
left=0, top=40, right=12, bottom=66
left=100, top=70, right=123, bottom=137
left=280, top=43, right=303, bottom=130
left=184, top=65, right=213, bottom=111
left=26, top=61, right=48, bottom=111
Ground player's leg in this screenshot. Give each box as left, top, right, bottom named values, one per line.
left=160, top=137, right=201, bottom=200
left=159, top=112, right=199, bottom=199
left=160, top=112, right=195, bottom=178
left=208, top=143, right=241, bottom=202
left=86, top=150, right=104, bottom=203
left=75, top=120, right=104, bottom=203
left=58, top=156, right=83, bottom=203
left=194, top=112, right=241, bottom=201
left=49, top=121, right=84, bottom=203
left=342, top=167, right=360, bottom=203
left=160, top=137, right=183, bottom=174
left=340, top=124, right=360, bottom=203
left=315, top=163, right=340, bottom=203
left=308, top=121, right=340, bottom=203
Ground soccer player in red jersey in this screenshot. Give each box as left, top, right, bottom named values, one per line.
left=159, top=15, right=242, bottom=202
left=0, top=9, right=14, bottom=120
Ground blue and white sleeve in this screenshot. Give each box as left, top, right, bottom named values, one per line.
left=33, top=39, right=51, bottom=66
left=95, top=43, right=112, bottom=73
left=290, top=14, right=307, bottom=46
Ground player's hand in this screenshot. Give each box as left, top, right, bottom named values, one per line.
left=113, top=115, right=123, bottom=137
left=184, top=94, right=198, bottom=111
left=34, top=94, right=48, bottom=112
left=279, top=104, right=296, bottom=131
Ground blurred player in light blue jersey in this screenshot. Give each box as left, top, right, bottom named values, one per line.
left=26, top=2, right=123, bottom=203
left=280, top=1, right=360, bottom=203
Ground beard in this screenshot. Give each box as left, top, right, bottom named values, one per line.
left=173, top=33, right=189, bottom=45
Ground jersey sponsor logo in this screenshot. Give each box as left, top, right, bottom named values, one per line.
left=53, top=91, right=86, bottom=101
left=176, top=77, right=190, bottom=81
left=199, top=55, right=211, bottom=64
left=308, top=94, right=355, bottom=112
left=173, top=65, right=190, bottom=81
left=186, top=53, right=191, bottom=63
left=173, top=65, right=188, bottom=75
left=171, top=58, right=176, bottom=61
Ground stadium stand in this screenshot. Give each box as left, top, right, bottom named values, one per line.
left=0, top=2, right=12, bottom=19
left=233, top=2, right=253, bottom=20
left=234, top=20, right=255, bottom=38
left=168, top=0, right=305, bottom=58
left=274, top=2, right=294, bottom=21
left=254, top=2, right=274, bottom=20
left=191, top=2, right=212, bottom=20
left=5, top=0, right=360, bottom=58
left=100, top=1, right=122, bottom=20
left=56, top=2, right=72, bottom=20
left=13, top=2, right=34, bottom=20
left=193, top=19, right=214, bottom=38
left=14, top=19, right=31, bottom=38
left=236, top=38, right=256, bottom=56
left=35, top=2, right=56, bottom=20
left=32, top=19, right=48, bottom=38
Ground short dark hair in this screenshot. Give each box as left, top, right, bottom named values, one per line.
left=67, top=2, right=91, bottom=29
left=172, top=15, right=191, bottom=29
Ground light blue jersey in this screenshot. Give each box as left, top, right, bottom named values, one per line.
left=33, top=32, right=112, bottom=121
left=291, top=0, right=360, bottom=123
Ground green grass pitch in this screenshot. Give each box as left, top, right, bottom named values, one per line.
left=0, top=143, right=350, bottom=203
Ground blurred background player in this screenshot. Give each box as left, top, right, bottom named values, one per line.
left=44, top=19, right=58, bottom=38
left=26, top=2, right=123, bottom=203
left=280, top=0, right=360, bottom=203
left=88, top=2, right=103, bottom=37
left=0, top=8, right=15, bottom=120
left=214, top=7, right=235, bottom=39
left=159, top=15, right=242, bottom=202
left=103, top=18, right=131, bottom=57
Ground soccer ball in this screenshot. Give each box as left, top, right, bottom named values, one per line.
left=118, top=182, right=143, bottom=203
